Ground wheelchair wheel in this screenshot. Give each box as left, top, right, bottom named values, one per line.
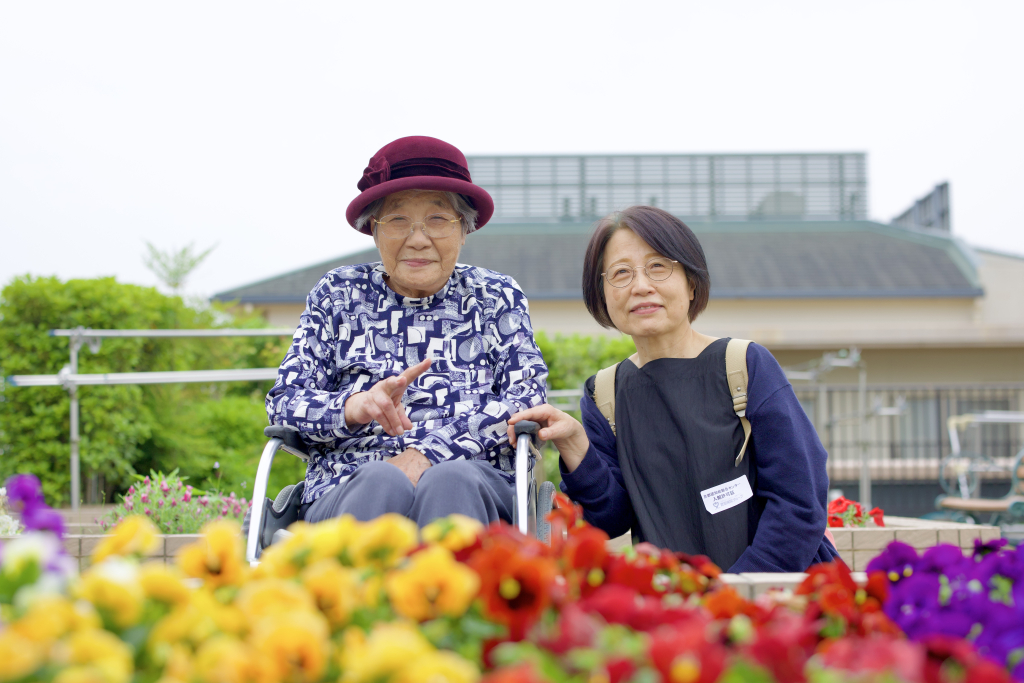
left=536, top=481, right=555, bottom=544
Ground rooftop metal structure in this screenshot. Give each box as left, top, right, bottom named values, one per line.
left=892, top=182, right=951, bottom=232
left=467, top=152, right=868, bottom=223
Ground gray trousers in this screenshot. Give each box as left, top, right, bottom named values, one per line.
left=302, top=459, right=514, bottom=527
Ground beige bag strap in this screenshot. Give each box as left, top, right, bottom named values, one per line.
left=594, top=353, right=638, bottom=436
left=726, top=338, right=753, bottom=466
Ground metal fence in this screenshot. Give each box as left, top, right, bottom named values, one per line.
left=550, top=383, right=1024, bottom=484
left=467, top=153, right=868, bottom=223
left=793, top=383, right=1024, bottom=483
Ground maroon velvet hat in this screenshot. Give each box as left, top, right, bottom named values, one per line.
left=345, top=136, right=494, bottom=234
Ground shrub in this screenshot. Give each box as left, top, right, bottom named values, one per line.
left=534, top=332, right=636, bottom=485
left=534, top=331, right=636, bottom=392
left=0, top=275, right=289, bottom=506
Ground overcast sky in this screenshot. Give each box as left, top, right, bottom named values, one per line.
left=2, top=1, right=1022, bottom=300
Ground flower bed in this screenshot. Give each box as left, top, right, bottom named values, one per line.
left=99, top=470, right=250, bottom=534
left=828, top=495, right=885, bottom=528
left=1, top=474, right=1021, bottom=683
left=832, top=515, right=1001, bottom=570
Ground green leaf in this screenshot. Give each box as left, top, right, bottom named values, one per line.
left=718, top=661, right=778, bottom=683
left=0, top=559, right=43, bottom=604
left=626, top=667, right=660, bottom=683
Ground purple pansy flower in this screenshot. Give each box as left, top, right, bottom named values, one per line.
left=973, top=537, right=1008, bottom=557
left=884, top=573, right=942, bottom=637
left=4, top=474, right=44, bottom=513
left=917, top=544, right=971, bottom=577
left=866, top=540, right=920, bottom=583
left=21, top=505, right=65, bottom=538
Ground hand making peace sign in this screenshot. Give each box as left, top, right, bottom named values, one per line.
left=344, top=357, right=433, bottom=435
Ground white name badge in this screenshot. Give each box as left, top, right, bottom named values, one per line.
left=700, top=475, right=754, bottom=515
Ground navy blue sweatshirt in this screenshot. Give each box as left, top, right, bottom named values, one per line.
left=560, top=342, right=840, bottom=573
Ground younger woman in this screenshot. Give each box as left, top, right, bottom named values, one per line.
left=509, top=206, right=839, bottom=572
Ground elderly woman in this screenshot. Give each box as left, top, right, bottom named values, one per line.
left=510, top=206, right=839, bottom=572
left=267, top=136, right=548, bottom=527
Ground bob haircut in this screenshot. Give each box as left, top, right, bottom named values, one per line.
left=582, top=206, right=711, bottom=329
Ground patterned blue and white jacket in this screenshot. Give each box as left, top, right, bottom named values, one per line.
left=266, top=262, right=549, bottom=505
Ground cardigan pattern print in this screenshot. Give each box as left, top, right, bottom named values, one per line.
left=266, top=262, right=549, bottom=505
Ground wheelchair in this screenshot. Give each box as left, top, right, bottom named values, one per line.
left=243, top=420, right=556, bottom=564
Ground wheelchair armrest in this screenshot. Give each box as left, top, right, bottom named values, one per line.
left=264, top=426, right=310, bottom=458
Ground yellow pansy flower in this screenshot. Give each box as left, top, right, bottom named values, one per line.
left=193, top=635, right=253, bottom=683
left=421, top=514, right=484, bottom=553
left=395, top=651, right=480, bottom=683
left=249, top=611, right=330, bottom=683
left=52, top=666, right=109, bottom=683
left=73, top=559, right=145, bottom=629
left=300, top=558, right=361, bottom=628
left=386, top=546, right=480, bottom=621
left=307, top=515, right=363, bottom=565
left=148, top=590, right=245, bottom=655
left=339, top=621, right=435, bottom=683
left=70, top=599, right=103, bottom=631
left=139, top=563, right=191, bottom=605
left=92, top=515, right=160, bottom=563
left=348, top=513, right=418, bottom=569
left=11, top=594, right=78, bottom=643
left=192, top=589, right=247, bottom=635
left=255, top=516, right=366, bottom=579
left=177, top=519, right=248, bottom=589
left=235, top=577, right=316, bottom=622
left=360, top=571, right=386, bottom=609
left=52, top=628, right=133, bottom=683
left=251, top=522, right=315, bottom=579
left=148, top=602, right=207, bottom=653
left=157, top=643, right=193, bottom=683
left=0, top=629, right=44, bottom=682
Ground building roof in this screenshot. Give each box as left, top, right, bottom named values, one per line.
left=213, top=220, right=983, bottom=305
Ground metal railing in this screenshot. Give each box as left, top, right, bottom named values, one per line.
left=796, top=383, right=1024, bottom=483
left=544, top=382, right=1024, bottom=487
left=5, top=327, right=294, bottom=509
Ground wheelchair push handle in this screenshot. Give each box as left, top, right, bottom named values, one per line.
left=513, top=419, right=540, bottom=537
left=514, top=420, right=541, bottom=438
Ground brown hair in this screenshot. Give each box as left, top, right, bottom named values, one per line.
left=582, top=206, right=710, bottom=329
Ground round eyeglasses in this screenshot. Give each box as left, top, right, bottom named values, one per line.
left=602, top=257, right=678, bottom=288
left=372, top=213, right=462, bottom=240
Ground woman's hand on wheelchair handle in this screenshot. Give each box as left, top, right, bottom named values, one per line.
left=508, top=404, right=590, bottom=473
left=344, top=358, right=432, bottom=436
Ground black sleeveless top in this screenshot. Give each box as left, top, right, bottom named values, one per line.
left=614, top=338, right=755, bottom=569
